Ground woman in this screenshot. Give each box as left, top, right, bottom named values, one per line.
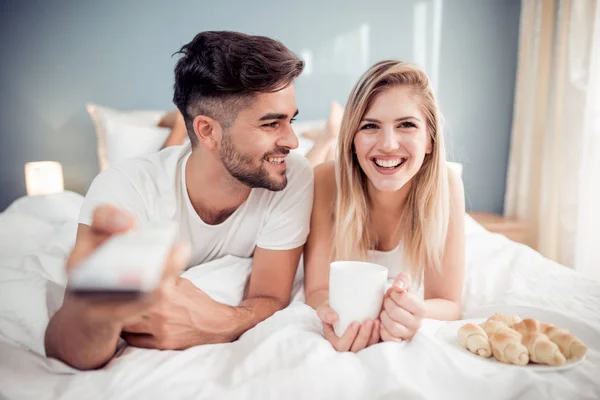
left=304, top=61, right=465, bottom=352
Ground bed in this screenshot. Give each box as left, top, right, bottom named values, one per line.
left=0, top=189, right=599, bottom=400
left=1, top=106, right=599, bottom=399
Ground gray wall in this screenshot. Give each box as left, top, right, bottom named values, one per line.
left=0, top=0, right=520, bottom=213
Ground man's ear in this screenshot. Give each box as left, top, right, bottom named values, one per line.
left=193, top=115, right=221, bottom=150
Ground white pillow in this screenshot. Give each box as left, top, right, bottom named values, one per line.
left=447, top=161, right=463, bottom=178
left=86, top=104, right=170, bottom=171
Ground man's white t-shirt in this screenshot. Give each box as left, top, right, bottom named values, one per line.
left=78, top=143, right=314, bottom=267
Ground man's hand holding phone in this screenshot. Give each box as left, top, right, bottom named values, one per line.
left=44, top=204, right=191, bottom=370
left=65, top=205, right=190, bottom=326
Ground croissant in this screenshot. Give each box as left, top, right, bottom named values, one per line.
left=521, top=332, right=566, bottom=366
left=543, top=324, right=588, bottom=359
left=458, top=323, right=492, bottom=358
left=487, top=313, right=522, bottom=327
left=489, top=332, right=529, bottom=366
left=481, top=320, right=522, bottom=338
left=513, top=318, right=543, bottom=335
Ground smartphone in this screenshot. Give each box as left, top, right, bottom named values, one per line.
left=67, top=221, right=179, bottom=299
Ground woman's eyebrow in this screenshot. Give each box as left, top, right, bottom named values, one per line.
left=361, top=116, right=421, bottom=123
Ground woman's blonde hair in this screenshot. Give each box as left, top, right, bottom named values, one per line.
left=333, top=60, right=449, bottom=283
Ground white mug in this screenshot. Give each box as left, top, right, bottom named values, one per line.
left=329, top=261, right=388, bottom=337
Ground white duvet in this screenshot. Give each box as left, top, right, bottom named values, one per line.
left=0, top=192, right=599, bottom=400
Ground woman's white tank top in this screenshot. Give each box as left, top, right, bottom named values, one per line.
left=367, top=244, right=424, bottom=299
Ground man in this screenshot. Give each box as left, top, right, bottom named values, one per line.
left=45, top=31, right=313, bottom=370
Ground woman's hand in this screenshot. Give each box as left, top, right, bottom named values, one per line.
left=380, top=272, right=426, bottom=342
left=316, top=304, right=380, bottom=352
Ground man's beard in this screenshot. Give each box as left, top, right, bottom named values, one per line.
left=220, top=133, right=289, bottom=191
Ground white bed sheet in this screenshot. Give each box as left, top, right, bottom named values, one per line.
left=0, top=192, right=599, bottom=400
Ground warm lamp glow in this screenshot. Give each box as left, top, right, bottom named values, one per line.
left=24, top=161, right=64, bottom=196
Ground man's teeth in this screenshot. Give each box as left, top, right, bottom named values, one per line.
left=374, top=158, right=404, bottom=168
left=267, top=157, right=284, bottom=164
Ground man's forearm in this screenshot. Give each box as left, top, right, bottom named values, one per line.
left=45, top=302, right=122, bottom=370
left=224, top=296, right=287, bottom=341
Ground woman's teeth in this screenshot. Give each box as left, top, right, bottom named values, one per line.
left=374, top=158, right=404, bottom=168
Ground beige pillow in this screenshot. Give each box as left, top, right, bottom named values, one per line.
left=86, top=103, right=169, bottom=171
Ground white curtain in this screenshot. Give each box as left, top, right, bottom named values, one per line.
left=505, top=0, right=600, bottom=280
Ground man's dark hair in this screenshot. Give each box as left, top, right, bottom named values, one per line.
left=173, top=31, right=304, bottom=145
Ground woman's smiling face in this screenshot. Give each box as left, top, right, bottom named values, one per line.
left=353, top=85, right=432, bottom=192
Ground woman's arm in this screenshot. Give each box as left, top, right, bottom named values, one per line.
left=304, top=163, right=379, bottom=351
left=423, top=167, right=466, bottom=320
left=304, top=162, right=337, bottom=309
